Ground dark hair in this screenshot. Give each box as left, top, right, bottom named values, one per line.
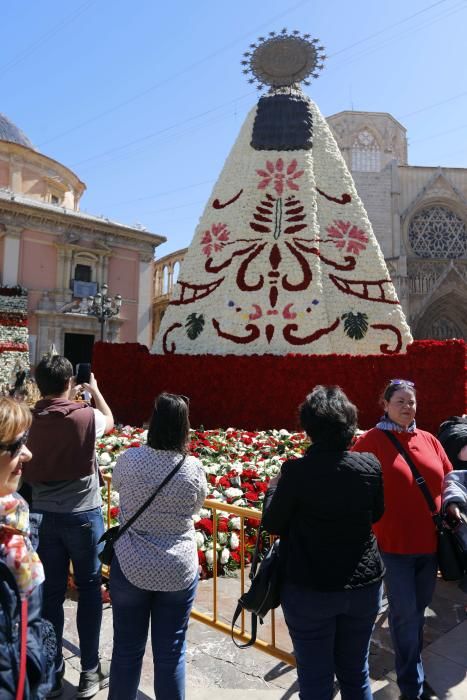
left=147, top=393, right=190, bottom=453
left=381, top=380, right=417, bottom=406
left=299, top=385, right=357, bottom=450
left=34, top=355, right=73, bottom=397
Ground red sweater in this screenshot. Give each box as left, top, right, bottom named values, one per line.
left=352, top=428, right=452, bottom=554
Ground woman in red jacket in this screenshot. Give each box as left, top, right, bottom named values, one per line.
left=353, top=379, right=452, bottom=700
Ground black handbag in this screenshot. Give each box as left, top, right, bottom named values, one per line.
left=98, top=454, right=186, bottom=566
left=382, top=431, right=465, bottom=581
left=231, top=524, right=281, bottom=648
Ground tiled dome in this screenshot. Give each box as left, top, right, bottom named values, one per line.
left=0, top=112, right=34, bottom=149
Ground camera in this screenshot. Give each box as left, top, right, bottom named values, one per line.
left=75, top=363, right=91, bottom=385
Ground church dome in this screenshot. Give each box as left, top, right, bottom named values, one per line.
left=0, top=112, right=35, bottom=149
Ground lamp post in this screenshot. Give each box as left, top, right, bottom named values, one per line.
left=86, top=284, right=122, bottom=342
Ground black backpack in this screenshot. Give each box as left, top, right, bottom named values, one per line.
left=231, top=526, right=281, bottom=648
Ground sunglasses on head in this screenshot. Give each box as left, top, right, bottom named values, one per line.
left=389, top=379, right=415, bottom=387
left=0, top=430, right=29, bottom=458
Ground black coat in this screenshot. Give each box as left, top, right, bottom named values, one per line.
left=0, top=561, right=55, bottom=699
left=262, top=445, right=385, bottom=591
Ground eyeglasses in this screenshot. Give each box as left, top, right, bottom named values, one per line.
left=0, top=430, right=29, bottom=458
left=389, top=379, right=415, bottom=387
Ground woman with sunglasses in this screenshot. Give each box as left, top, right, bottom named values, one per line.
left=352, top=380, right=452, bottom=700
left=108, top=393, right=207, bottom=700
left=0, top=397, right=55, bottom=698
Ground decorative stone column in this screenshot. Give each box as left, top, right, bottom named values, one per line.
left=9, top=157, right=22, bottom=192
left=390, top=161, right=402, bottom=259
left=138, top=252, right=154, bottom=347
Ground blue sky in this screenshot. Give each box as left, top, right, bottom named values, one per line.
left=1, top=0, right=467, bottom=255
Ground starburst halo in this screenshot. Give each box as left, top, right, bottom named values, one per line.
left=241, top=30, right=326, bottom=90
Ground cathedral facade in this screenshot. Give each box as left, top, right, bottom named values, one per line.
left=153, top=110, right=467, bottom=343
left=328, top=111, right=467, bottom=340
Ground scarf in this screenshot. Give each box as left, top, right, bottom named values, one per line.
left=376, top=416, right=417, bottom=433
left=0, top=494, right=45, bottom=598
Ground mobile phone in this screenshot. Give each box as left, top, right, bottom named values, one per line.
left=76, top=363, right=91, bottom=385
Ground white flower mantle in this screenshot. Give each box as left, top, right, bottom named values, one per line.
left=152, top=97, right=412, bottom=356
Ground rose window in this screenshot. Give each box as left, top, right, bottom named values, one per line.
left=408, top=206, right=467, bottom=258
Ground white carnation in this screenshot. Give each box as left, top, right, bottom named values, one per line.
left=230, top=517, right=241, bottom=530
left=98, top=452, right=112, bottom=466
left=220, top=548, right=230, bottom=565
left=218, top=532, right=227, bottom=545
left=230, top=532, right=240, bottom=550
left=225, top=487, right=243, bottom=499
left=205, top=548, right=214, bottom=566
left=194, top=531, right=205, bottom=548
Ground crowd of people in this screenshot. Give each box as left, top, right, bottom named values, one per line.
left=0, top=355, right=466, bottom=700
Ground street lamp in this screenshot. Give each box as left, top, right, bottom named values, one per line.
left=86, top=284, right=122, bottom=342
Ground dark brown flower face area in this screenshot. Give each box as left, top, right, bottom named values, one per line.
left=251, top=94, right=313, bottom=151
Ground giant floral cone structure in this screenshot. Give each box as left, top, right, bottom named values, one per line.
left=152, top=32, right=412, bottom=356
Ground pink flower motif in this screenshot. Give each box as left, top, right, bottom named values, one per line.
left=200, top=223, right=230, bottom=257
left=256, top=159, right=304, bottom=195
left=326, top=220, right=369, bottom=256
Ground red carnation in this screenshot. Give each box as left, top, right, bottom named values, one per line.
left=217, top=517, right=229, bottom=532
left=130, top=441, right=141, bottom=448
left=195, top=518, right=213, bottom=535
left=198, top=550, right=206, bottom=565
left=110, top=506, right=119, bottom=519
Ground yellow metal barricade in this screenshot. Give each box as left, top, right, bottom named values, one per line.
left=103, top=474, right=295, bottom=667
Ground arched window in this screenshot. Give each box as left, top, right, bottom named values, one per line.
left=173, top=261, right=180, bottom=285
left=430, top=318, right=462, bottom=340
left=162, top=266, right=169, bottom=294
left=408, top=206, right=467, bottom=258
left=351, top=129, right=381, bottom=172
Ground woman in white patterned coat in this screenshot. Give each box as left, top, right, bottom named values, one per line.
left=108, top=393, right=207, bottom=700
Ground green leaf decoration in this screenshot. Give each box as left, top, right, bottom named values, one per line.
left=185, top=313, right=205, bottom=340
left=342, top=311, right=369, bottom=340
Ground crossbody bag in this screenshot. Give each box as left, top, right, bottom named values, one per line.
left=98, top=454, right=186, bottom=566
left=382, top=430, right=464, bottom=581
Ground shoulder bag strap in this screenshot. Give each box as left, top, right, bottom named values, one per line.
left=15, top=598, right=28, bottom=700
left=118, top=454, right=186, bottom=539
left=231, top=603, right=258, bottom=648
left=382, top=430, right=441, bottom=528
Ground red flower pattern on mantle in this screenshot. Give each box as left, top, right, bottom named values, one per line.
left=256, top=158, right=304, bottom=195
left=200, top=223, right=230, bottom=256
left=326, top=220, right=369, bottom=255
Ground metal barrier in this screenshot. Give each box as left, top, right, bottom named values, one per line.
left=103, top=474, right=295, bottom=667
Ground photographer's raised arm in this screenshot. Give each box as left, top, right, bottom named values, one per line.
left=82, top=374, right=114, bottom=434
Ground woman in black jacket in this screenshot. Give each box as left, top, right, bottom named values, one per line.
left=0, top=397, right=55, bottom=699
left=263, top=386, right=384, bottom=700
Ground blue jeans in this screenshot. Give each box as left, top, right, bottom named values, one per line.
left=108, top=556, right=198, bottom=700
left=381, top=552, right=438, bottom=698
left=281, top=581, right=382, bottom=700
left=34, top=507, right=105, bottom=671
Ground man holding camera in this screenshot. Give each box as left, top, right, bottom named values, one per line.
left=23, top=355, right=114, bottom=699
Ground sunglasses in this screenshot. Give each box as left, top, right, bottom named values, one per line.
left=0, top=430, right=29, bottom=459
left=389, top=379, right=415, bottom=387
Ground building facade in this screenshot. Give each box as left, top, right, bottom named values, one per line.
left=0, top=112, right=165, bottom=369
left=153, top=110, right=467, bottom=343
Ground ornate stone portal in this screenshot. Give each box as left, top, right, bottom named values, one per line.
left=152, top=33, right=412, bottom=356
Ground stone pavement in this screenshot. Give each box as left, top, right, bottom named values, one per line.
left=58, top=575, right=466, bottom=699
